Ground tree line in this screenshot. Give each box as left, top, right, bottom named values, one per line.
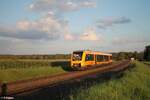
left=112, top=51, right=144, bottom=61
left=0, top=51, right=144, bottom=60
left=0, top=54, right=71, bottom=60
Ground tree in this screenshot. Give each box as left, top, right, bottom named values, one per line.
left=133, top=51, right=138, bottom=59
left=117, top=52, right=126, bottom=60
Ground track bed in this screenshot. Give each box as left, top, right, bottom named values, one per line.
left=0, top=60, right=130, bottom=98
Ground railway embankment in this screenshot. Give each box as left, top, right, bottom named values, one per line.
left=0, top=60, right=130, bottom=97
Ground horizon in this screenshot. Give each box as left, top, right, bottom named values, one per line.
left=0, top=0, right=150, bottom=54
left=0, top=49, right=145, bottom=55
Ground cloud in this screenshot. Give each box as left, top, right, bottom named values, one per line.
left=0, top=0, right=97, bottom=41
left=28, top=0, right=96, bottom=13
left=64, top=28, right=101, bottom=41
left=0, top=14, right=70, bottom=40
left=80, top=33, right=99, bottom=41
left=80, top=28, right=100, bottom=41
left=96, top=17, right=131, bottom=29
left=64, top=34, right=75, bottom=40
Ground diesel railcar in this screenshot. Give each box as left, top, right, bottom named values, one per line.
left=71, top=50, right=112, bottom=70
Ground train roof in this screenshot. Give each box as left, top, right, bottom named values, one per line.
left=73, top=50, right=112, bottom=56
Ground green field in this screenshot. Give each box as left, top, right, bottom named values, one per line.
left=71, top=61, right=150, bottom=100
left=0, top=59, right=69, bottom=69
left=143, top=61, right=150, bottom=65
left=0, top=59, right=70, bottom=83
left=0, top=67, right=67, bottom=83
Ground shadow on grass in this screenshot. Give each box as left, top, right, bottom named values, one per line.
left=15, top=64, right=135, bottom=100
left=50, top=61, right=73, bottom=71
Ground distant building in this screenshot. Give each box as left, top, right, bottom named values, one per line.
left=144, top=45, right=150, bottom=61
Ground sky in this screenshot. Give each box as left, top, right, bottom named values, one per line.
left=0, top=0, right=150, bottom=54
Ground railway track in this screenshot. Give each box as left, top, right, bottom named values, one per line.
left=0, top=60, right=130, bottom=97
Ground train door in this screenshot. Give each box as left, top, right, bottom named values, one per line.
left=85, top=54, right=95, bottom=66
left=95, top=54, right=97, bottom=65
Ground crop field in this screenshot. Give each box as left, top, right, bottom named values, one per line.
left=0, top=59, right=69, bottom=69
left=71, top=61, right=150, bottom=100
left=0, top=59, right=70, bottom=83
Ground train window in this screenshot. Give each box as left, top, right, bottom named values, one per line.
left=85, top=54, right=94, bottom=61
left=104, top=56, right=109, bottom=61
left=72, top=52, right=83, bottom=61
left=106, top=56, right=108, bottom=61
left=96, top=55, right=104, bottom=62
left=110, top=56, right=112, bottom=60
left=109, top=56, right=110, bottom=60
left=107, top=56, right=109, bottom=61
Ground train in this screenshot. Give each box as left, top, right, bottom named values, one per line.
left=71, top=50, right=112, bottom=70
left=144, top=45, right=150, bottom=61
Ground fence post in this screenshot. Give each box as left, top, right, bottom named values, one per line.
left=1, top=83, right=7, bottom=96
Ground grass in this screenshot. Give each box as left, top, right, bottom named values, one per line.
left=0, top=59, right=69, bottom=69
left=0, top=67, right=66, bottom=83
left=0, top=59, right=71, bottom=83
left=71, top=61, right=150, bottom=100
left=143, top=61, right=150, bottom=65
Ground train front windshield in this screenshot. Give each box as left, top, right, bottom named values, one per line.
left=72, top=52, right=83, bottom=61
